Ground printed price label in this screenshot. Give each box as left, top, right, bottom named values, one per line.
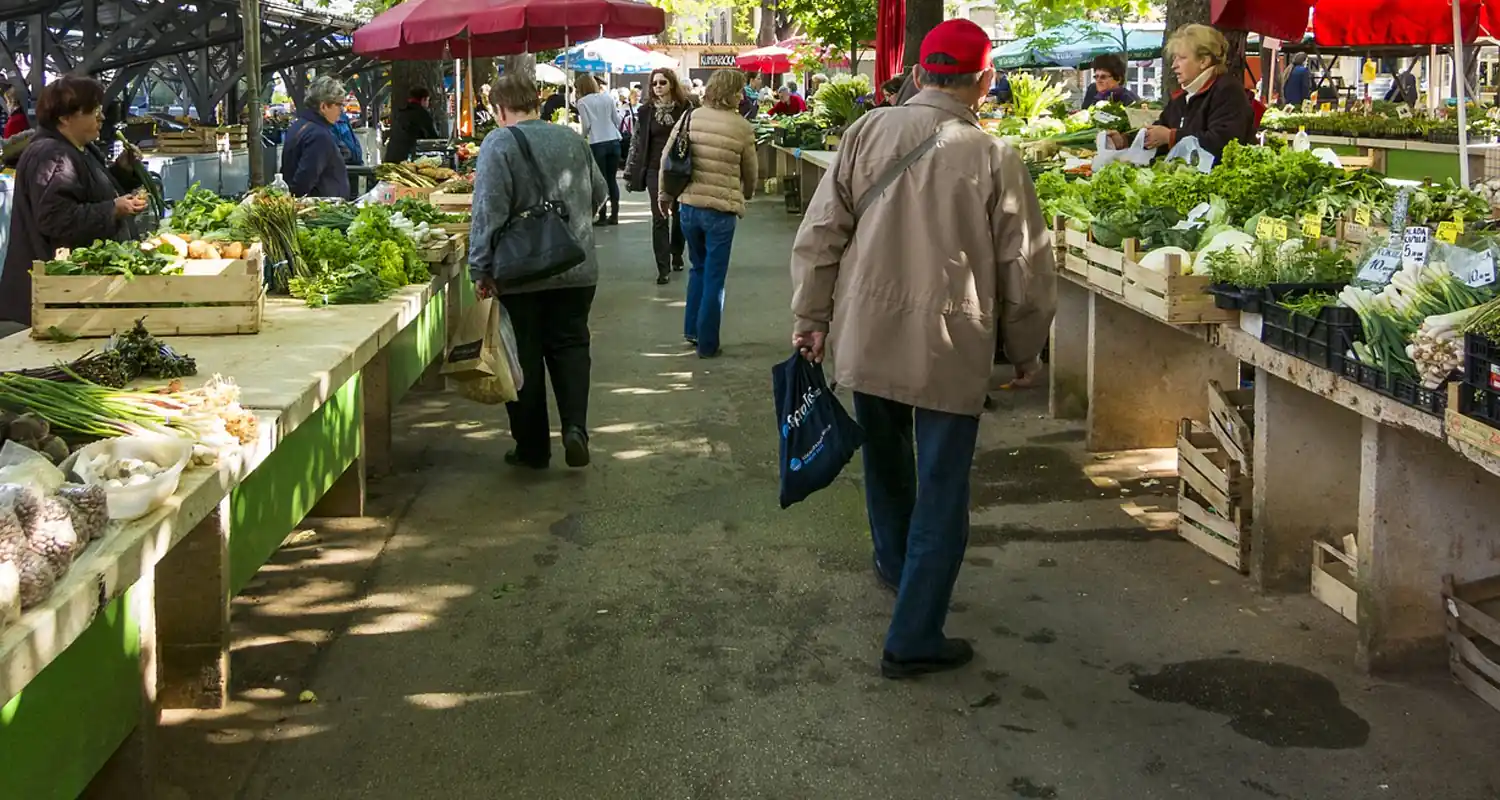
left=1465, top=252, right=1496, bottom=287
left=1093, top=111, right=1120, bottom=126
left=1302, top=214, right=1323, bottom=238
left=1436, top=220, right=1462, bottom=244
left=1398, top=105, right=1413, bottom=119
left=1402, top=226, right=1431, bottom=266
left=1255, top=216, right=1289, bottom=241
left=1356, top=249, right=1402, bottom=286
left=1320, top=102, right=1332, bottom=112
left=1354, top=207, right=1373, bottom=226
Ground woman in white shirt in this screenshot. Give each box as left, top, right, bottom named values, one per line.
left=575, top=73, right=623, bottom=225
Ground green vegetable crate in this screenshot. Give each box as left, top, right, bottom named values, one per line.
left=30, top=243, right=264, bottom=338
left=1054, top=218, right=1235, bottom=325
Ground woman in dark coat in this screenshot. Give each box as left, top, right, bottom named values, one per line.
left=1106, top=23, right=1254, bottom=161
left=625, top=67, right=690, bottom=284
left=282, top=75, right=351, bottom=198
left=0, top=76, right=145, bottom=327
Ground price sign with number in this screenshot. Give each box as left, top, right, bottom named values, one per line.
left=1302, top=214, right=1323, bottom=238
left=1437, top=220, right=1462, bottom=244
left=1402, top=226, right=1431, bottom=266
left=1354, top=207, right=1373, bottom=226
left=1256, top=216, right=1289, bottom=241
left=1357, top=249, right=1402, bottom=286
left=1467, top=253, right=1497, bottom=287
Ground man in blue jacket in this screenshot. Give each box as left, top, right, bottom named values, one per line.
left=1282, top=53, right=1314, bottom=107
left=281, top=75, right=350, bottom=197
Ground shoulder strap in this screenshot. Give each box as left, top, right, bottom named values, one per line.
left=854, top=118, right=968, bottom=220
left=507, top=125, right=551, bottom=202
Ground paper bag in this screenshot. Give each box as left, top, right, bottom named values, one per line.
left=443, top=297, right=524, bottom=404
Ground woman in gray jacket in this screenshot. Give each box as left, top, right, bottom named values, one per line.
left=470, top=74, right=608, bottom=470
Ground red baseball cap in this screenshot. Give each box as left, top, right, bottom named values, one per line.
left=919, top=19, right=993, bottom=75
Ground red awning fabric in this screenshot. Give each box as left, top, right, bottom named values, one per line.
left=736, top=45, right=794, bottom=72
left=874, top=0, right=904, bottom=102
left=1213, top=0, right=1492, bottom=46
left=401, top=0, right=665, bottom=48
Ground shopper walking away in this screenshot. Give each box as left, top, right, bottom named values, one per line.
left=0, top=76, right=147, bottom=326
left=1282, top=52, right=1314, bottom=107
left=2, top=86, right=28, bottom=138
left=575, top=74, right=623, bottom=225
left=625, top=67, right=691, bottom=284
left=281, top=76, right=352, bottom=198
left=660, top=70, right=757, bottom=358
left=790, top=18, right=1057, bottom=679
left=383, top=86, right=439, bottom=163
left=470, top=74, right=607, bottom=470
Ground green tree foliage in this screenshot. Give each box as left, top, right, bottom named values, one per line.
left=780, top=0, right=877, bottom=73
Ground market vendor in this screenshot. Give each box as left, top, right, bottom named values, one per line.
left=0, top=75, right=146, bottom=327
left=769, top=85, right=806, bottom=116
left=1106, top=24, right=1254, bottom=161
left=280, top=75, right=351, bottom=198
left=1082, top=54, right=1139, bottom=108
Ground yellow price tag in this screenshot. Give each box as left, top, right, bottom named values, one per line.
left=1354, top=207, right=1373, bottom=226
left=1302, top=214, right=1323, bottom=238
left=1436, top=220, right=1461, bottom=244
left=1320, top=102, right=1332, bottom=112
left=1256, top=216, right=1289, bottom=241
left=1273, top=218, right=1289, bottom=241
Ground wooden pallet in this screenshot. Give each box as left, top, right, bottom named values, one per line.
left=31, top=244, right=264, bottom=338
left=1208, top=380, right=1254, bottom=470
left=1312, top=538, right=1358, bottom=624
left=1177, top=419, right=1251, bottom=572
left=1124, top=251, right=1237, bottom=325
left=1443, top=572, right=1500, bottom=714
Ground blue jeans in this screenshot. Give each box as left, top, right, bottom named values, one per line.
left=852, top=392, right=980, bottom=660
left=678, top=204, right=737, bottom=355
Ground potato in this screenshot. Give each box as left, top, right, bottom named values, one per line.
left=202, top=244, right=221, bottom=259
left=185, top=240, right=211, bottom=259
left=222, top=242, right=244, bottom=259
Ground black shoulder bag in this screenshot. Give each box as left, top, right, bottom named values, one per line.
left=660, top=109, right=694, bottom=198
left=486, top=125, right=587, bottom=286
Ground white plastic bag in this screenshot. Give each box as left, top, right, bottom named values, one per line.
left=1165, top=135, right=1216, bottom=173
left=1092, top=129, right=1157, bottom=171
left=1310, top=147, right=1344, bottom=169
left=0, top=440, right=65, bottom=493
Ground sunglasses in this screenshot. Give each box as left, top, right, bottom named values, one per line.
left=651, top=80, right=669, bottom=86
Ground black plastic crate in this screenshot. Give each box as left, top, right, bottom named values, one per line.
left=1459, top=381, right=1500, bottom=427
left=1240, top=287, right=1264, bottom=314
left=1353, top=363, right=1449, bottom=415
left=1260, top=301, right=1360, bottom=371
left=1208, top=283, right=1244, bottom=310
left=1264, top=282, right=1348, bottom=303
left=1464, top=333, right=1500, bottom=392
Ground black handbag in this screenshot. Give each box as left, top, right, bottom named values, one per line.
left=660, top=110, right=694, bottom=198
left=486, top=125, right=587, bottom=287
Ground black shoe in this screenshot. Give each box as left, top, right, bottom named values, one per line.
left=504, top=450, right=548, bottom=470
left=873, top=556, right=899, bottom=594
left=656, top=273, right=670, bottom=285
left=698, top=348, right=722, bottom=359
left=563, top=427, right=590, bottom=468
left=671, top=258, right=684, bottom=272
left=685, top=335, right=698, bottom=346
left=881, top=639, right=975, bottom=680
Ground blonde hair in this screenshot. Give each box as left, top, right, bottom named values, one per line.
left=574, top=73, right=598, bottom=97
left=703, top=70, right=745, bottom=111
left=1167, top=23, right=1229, bottom=76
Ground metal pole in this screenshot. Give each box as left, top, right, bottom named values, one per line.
left=1454, top=0, right=1469, bottom=186
left=242, top=0, right=264, bottom=187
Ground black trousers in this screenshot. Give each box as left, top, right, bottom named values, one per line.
left=499, top=286, right=596, bottom=464
left=645, top=170, right=685, bottom=275
left=590, top=141, right=620, bottom=219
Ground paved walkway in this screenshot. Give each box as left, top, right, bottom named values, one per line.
left=159, top=196, right=1500, bottom=800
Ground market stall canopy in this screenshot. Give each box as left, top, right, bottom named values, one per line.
left=736, top=45, right=794, bottom=72
left=992, top=21, right=1163, bottom=70
left=354, top=0, right=667, bottom=58
left=554, top=37, right=677, bottom=73
left=1212, top=0, right=1494, bottom=46
left=535, top=62, right=569, bottom=83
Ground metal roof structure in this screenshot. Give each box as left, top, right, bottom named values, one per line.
left=0, top=0, right=386, bottom=123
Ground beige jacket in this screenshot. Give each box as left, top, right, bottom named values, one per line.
left=790, top=89, right=1057, bottom=417
left=659, top=106, right=757, bottom=216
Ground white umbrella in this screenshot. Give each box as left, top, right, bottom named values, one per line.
left=535, top=62, right=568, bottom=85
left=556, top=37, right=675, bottom=73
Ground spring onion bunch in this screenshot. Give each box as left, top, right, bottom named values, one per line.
left=1339, top=264, right=1490, bottom=378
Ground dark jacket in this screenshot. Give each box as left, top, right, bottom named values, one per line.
left=282, top=107, right=349, bottom=198
left=1083, top=84, right=1139, bottom=108
left=1153, top=75, right=1257, bottom=161
left=1282, top=64, right=1313, bottom=106
left=0, top=127, right=142, bottom=325
left=383, top=101, right=438, bottom=163
left=624, top=101, right=687, bottom=192
left=540, top=93, right=567, bottom=125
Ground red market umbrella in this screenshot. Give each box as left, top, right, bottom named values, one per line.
left=400, top=0, right=665, bottom=49
left=1211, top=0, right=1311, bottom=42
left=353, top=0, right=536, bottom=58
left=874, top=0, right=904, bottom=101
left=1212, top=0, right=1493, bottom=45
left=736, top=45, right=794, bottom=73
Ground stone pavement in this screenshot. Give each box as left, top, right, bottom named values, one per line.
left=157, top=195, right=1500, bottom=800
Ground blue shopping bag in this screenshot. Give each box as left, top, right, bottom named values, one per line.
left=773, top=352, right=864, bottom=509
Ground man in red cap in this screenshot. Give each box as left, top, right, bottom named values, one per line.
left=789, top=18, right=1056, bottom=679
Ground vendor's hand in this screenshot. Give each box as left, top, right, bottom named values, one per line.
left=1144, top=125, right=1174, bottom=150
left=792, top=330, right=826, bottom=364
left=1008, top=358, right=1044, bottom=389
left=1105, top=130, right=1129, bottom=149
left=657, top=197, right=673, bottom=217
left=114, top=193, right=147, bottom=217
left=115, top=142, right=143, bottom=167
left=476, top=276, right=499, bottom=299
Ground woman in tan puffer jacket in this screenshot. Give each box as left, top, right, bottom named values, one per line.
left=658, top=70, right=757, bottom=358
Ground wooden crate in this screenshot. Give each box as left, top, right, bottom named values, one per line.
left=1312, top=538, right=1358, bottom=624
left=1339, top=217, right=1393, bottom=251
left=1446, top=382, right=1500, bottom=458
left=1442, top=573, right=1500, bottom=713
left=1176, top=419, right=1251, bottom=572
left=429, top=191, right=473, bottom=211
left=31, top=244, right=264, bottom=338
left=1208, top=380, right=1254, bottom=470
left=438, top=221, right=471, bottom=236
left=1123, top=252, right=1237, bottom=325
left=155, top=126, right=245, bottom=154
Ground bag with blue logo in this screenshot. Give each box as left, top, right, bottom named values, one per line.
left=773, top=352, right=864, bottom=509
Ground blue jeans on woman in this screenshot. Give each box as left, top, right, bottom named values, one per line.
left=678, top=204, right=737, bottom=356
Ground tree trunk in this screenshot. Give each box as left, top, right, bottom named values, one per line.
left=758, top=0, right=777, bottom=46
left=501, top=54, right=536, bottom=82
left=1161, top=0, right=1247, bottom=95
left=391, top=60, right=449, bottom=133
left=904, top=0, right=943, bottom=69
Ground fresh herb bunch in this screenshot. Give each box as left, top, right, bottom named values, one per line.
left=810, top=74, right=872, bottom=129
left=1282, top=292, right=1339, bottom=318
left=240, top=188, right=306, bottom=292
left=390, top=197, right=462, bottom=226
left=166, top=183, right=237, bottom=234
left=44, top=239, right=178, bottom=276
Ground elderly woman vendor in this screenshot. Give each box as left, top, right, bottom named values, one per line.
left=1107, top=23, right=1255, bottom=160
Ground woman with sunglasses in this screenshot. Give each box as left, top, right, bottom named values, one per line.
left=625, top=68, right=691, bottom=284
